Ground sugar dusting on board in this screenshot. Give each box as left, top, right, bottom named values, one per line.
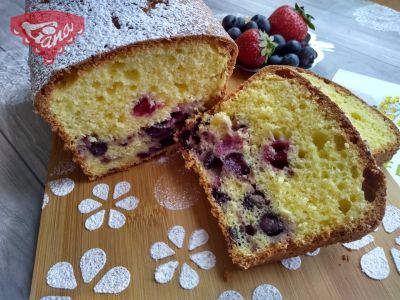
left=42, top=193, right=49, bottom=209
left=306, top=248, right=320, bottom=256
left=168, top=225, right=185, bottom=249
left=154, top=154, right=203, bottom=210
left=252, top=284, right=282, bottom=300
left=382, top=205, right=400, bottom=233
left=281, top=256, right=301, bottom=270
left=396, top=236, right=400, bottom=246
left=108, top=209, right=126, bottom=229
left=150, top=242, right=175, bottom=260
left=342, top=234, right=374, bottom=250
left=218, top=290, right=244, bottom=300
left=80, top=248, right=107, bottom=283
left=360, top=247, right=390, bottom=280
left=190, top=251, right=216, bottom=270
left=46, top=262, right=77, bottom=290
left=50, top=160, right=76, bottom=177
left=179, top=263, right=199, bottom=289
left=94, top=266, right=131, bottom=294
left=40, top=297, right=72, bottom=300
left=188, top=229, right=209, bottom=251
left=85, top=210, right=106, bottom=231
left=48, top=178, right=75, bottom=197
left=391, top=248, right=400, bottom=274
left=154, top=260, right=179, bottom=284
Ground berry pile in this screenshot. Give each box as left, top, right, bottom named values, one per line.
left=222, top=3, right=317, bottom=69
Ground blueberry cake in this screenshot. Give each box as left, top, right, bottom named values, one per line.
left=294, top=68, right=400, bottom=165
left=178, top=66, right=386, bottom=269
left=29, top=0, right=237, bottom=180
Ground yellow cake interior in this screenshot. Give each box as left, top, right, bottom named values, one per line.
left=193, top=74, right=372, bottom=256
left=48, top=39, right=232, bottom=177
left=300, top=72, right=397, bottom=159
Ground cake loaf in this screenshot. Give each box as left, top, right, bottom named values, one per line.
left=178, top=66, right=386, bottom=269
left=294, top=68, right=400, bottom=165
left=28, top=0, right=237, bottom=180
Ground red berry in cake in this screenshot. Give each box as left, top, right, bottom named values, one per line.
left=269, top=3, right=315, bottom=41
left=263, top=139, right=290, bottom=170
left=245, top=224, right=256, bottom=236
left=223, top=152, right=250, bottom=176
left=260, top=212, right=285, bottom=236
left=203, top=151, right=223, bottom=170
left=132, top=94, right=162, bottom=116
left=212, top=188, right=230, bottom=205
left=235, top=29, right=277, bottom=68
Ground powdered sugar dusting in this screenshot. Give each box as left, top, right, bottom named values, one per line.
left=252, top=284, right=282, bottom=300
left=85, top=209, right=106, bottom=231
left=154, top=260, right=179, bottom=284
left=342, top=234, right=374, bottom=250
left=188, top=229, right=209, bottom=251
left=46, top=262, right=77, bottom=290
left=281, top=256, right=301, bottom=270
left=382, top=205, right=400, bottom=233
left=113, top=181, right=131, bottom=199
left=190, top=251, right=216, bottom=270
left=94, top=266, right=130, bottom=294
left=391, top=248, right=400, bottom=274
left=396, top=236, right=400, bottom=246
left=50, top=160, right=76, bottom=177
left=40, top=297, right=72, bottom=300
left=306, top=248, right=320, bottom=256
left=179, top=263, right=199, bottom=290
left=93, top=183, right=109, bottom=201
left=42, top=193, right=49, bottom=209
left=78, top=198, right=102, bottom=213
left=150, top=242, right=175, bottom=260
left=168, top=225, right=185, bottom=249
left=108, top=209, right=126, bottom=229
left=354, top=4, right=400, bottom=35
left=80, top=248, right=107, bottom=283
left=27, top=0, right=230, bottom=96
left=218, top=290, right=244, bottom=300
left=360, top=247, right=390, bottom=280
left=115, top=196, right=139, bottom=211
left=49, top=178, right=75, bottom=196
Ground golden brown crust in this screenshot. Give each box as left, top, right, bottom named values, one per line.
left=293, top=67, right=400, bottom=165
left=179, top=65, right=386, bottom=269
left=33, top=36, right=238, bottom=181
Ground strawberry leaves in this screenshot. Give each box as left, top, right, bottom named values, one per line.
left=294, top=3, right=315, bottom=30
left=259, top=31, right=277, bottom=58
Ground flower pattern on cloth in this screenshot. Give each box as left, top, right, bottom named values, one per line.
left=78, top=181, right=139, bottom=231
left=43, top=247, right=131, bottom=298
left=150, top=225, right=216, bottom=290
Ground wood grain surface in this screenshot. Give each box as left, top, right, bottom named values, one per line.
left=1, top=0, right=400, bottom=299
left=30, top=69, right=400, bottom=300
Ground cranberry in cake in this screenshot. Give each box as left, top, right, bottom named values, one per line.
left=178, top=66, right=386, bottom=269
left=29, top=0, right=237, bottom=180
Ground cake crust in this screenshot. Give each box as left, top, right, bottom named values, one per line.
left=179, top=66, right=386, bottom=269
left=294, top=67, right=400, bottom=165
left=28, top=0, right=238, bottom=180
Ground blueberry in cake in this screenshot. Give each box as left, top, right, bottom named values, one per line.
left=29, top=0, right=237, bottom=180
left=178, top=66, right=386, bottom=269
left=294, top=68, right=400, bottom=165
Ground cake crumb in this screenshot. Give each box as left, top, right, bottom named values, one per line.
left=342, top=254, right=349, bottom=262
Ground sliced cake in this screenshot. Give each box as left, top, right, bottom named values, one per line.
left=294, top=68, right=400, bottom=164
left=178, top=66, right=386, bottom=269
left=29, top=0, right=237, bottom=180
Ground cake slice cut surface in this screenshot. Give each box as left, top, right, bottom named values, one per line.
left=29, top=0, right=237, bottom=180
left=178, top=66, right=386, bottom=269
left=294, top=68, right=400, bottom=165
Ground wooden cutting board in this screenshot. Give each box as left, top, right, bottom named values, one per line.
left=30, top=69, right=400, bottom=300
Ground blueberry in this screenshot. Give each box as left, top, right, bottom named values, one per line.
left=89, top=141, right=108, bottom=157
left=160, top=135, right=174, bottom=146
left=212, top=188, right=230, bottom=205
left=222, top=15, right=236, bottom=31
left=267, top=55, right=283, bottom=65
left=245, top=225, right=256, bottom=236
left=144, top=124, right=173, bottom=139
left=299, top=46, right=318, bottom=68
left=178, top=129, right=191, bottom=149
left=279, top=40, right=302, bottom=55
left=281, top=53, right=300, bottom=67
left=251, top=14, right=270, bottom=33
left=243, top=21, right=258, bottom=31
left=171, top=111, right=188, bottom=127
left=263, top=139, right=291, bottom=170
left=233, top=16, right=245, bottom=30
left=271, top=34, right=286, bottom=52
left=223, top=153, right=250, bottom=176
left=228, top=226, right=240, bottom=242
left=243, top=191, right=268, bottom=209
left=203, top=151, right=223, bottom=170
left=260, top=212, right=285, bottom=236
left=227, top=27, right=241, bottom=40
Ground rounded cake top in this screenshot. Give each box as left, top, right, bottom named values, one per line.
left=27, top=0, right=231, bottom=94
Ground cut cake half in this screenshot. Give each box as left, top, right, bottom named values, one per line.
left=178, top=66, right=386, bottom=269
left=294, top=68, right=400, bottom=165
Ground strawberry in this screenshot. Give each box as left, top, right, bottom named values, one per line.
left=269, top=3, right=315, bottom=41
left=235, top=29, right=277, bottom=68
